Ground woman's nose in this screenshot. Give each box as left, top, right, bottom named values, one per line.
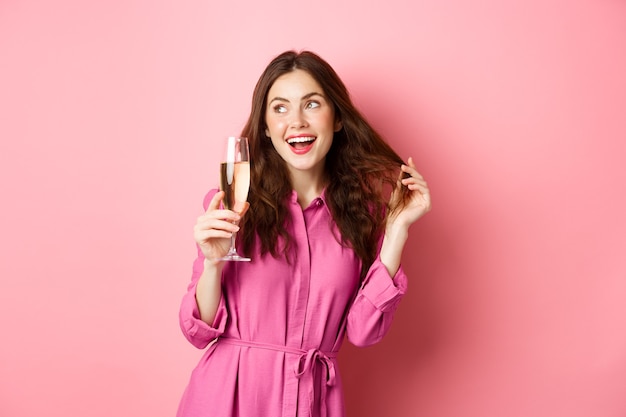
left=289, top=109, right=308, bottom=129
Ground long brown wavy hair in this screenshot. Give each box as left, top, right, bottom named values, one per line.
left=239, top=50, right=410, bottom=278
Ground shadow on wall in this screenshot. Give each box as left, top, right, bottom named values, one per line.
left=337, top=71, right=469, bottom=417
left=339, top=213, right=457, bottom=417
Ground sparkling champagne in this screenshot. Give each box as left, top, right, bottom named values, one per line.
left=220, top=161, right=250, bottom=212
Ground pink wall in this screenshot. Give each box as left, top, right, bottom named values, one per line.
left=1, top=1, right=625, bottom=416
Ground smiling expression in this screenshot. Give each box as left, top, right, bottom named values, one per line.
left=264, top=69, right=342, bottom=180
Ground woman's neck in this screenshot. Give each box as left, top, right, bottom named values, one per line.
left=290, top=169, right=326, bottom=209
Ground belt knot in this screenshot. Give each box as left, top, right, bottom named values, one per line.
left=294, top=348, right=336, bottom=386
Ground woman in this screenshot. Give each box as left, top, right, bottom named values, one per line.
left=177, top=50, right=431, bottom=417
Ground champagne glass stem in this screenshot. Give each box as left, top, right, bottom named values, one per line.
left=219, top=220, right=249, bottom=261
left=227, top=227, right=238, bottom=257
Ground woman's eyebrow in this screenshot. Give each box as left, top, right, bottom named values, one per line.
left=302, top=92, right=324, bottom=100
left=268, top=92, right=325, bottom=104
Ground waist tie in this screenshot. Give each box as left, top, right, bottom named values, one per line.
left=218, top=337, right=337, bottom=417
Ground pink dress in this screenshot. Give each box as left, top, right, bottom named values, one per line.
left=177, top=190, right=408, bottom=417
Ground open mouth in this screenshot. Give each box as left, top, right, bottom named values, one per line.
left=287, top=136, right=316, bottom=149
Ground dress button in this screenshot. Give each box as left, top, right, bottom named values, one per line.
left=316, top=199, right=323, bottom=206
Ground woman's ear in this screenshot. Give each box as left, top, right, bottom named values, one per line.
left=334, top=119, right=343, bottom=132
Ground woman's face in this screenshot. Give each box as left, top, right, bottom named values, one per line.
left=264, top=69, right=342, bottom=179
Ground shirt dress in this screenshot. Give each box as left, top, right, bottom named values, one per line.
left=177, top=190, right=408, bottom=417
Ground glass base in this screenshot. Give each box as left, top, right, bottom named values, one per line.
left=218, top=249, right=251, bottom=262
left=219, top=254, right=251, bottom=262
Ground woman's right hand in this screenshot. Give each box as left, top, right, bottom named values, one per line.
left=193, top=191, right=249, bottom=261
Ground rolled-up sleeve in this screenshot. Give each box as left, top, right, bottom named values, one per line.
left=179, top=247, right=228, bottom=349
left=178, top=189, right=228, bottom=349
left=346, top=258, right=408, bottom=347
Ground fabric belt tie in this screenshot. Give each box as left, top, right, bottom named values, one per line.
left=218, top=337, right=337, bottom=417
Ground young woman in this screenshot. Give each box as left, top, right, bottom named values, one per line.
left=177, top=50, right=431, bottom=417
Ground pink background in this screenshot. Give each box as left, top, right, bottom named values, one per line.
left=1, top=1, right=625, bottom=416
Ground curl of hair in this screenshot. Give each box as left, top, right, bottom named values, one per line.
left=239, top=50, right=411, bottom=279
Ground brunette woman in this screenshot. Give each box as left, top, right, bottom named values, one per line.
left=177, top=50, right=431, bottom=417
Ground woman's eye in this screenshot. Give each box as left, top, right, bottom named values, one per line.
left=306, top=101, right=320, bottom=109
left=273, top=104, right=287, bottom=113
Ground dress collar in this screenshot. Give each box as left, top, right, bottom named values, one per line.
left=288, top=188, right=331, bottom=214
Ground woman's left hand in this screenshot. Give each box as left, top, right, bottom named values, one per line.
left=388, top=157, right=432, bottom=229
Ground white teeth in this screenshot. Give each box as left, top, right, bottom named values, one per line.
left=287, top=136, right=315, bottom=144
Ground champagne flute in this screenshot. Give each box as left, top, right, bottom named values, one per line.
left=218, top=136, right=251, bottom=261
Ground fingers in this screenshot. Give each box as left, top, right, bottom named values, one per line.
left=401, top=157, right=423, bottom=179
left=400, top=157, right=431, bottom=198
left=194, top=191, right=252, bottom=260
left=204, top=191, right=241, bottom=221
left=195, top=213, right=240, bottom=232
left=195, top=215, right=239, bottom=238
left=207, top=190, right=223, bottom=211
left=194, top=226, right=237, bottom=244
left=208, top=191, right=250, bottom=217
left=400, top=157, right=424, bottom=184
left=195, top=191, right=244, bottom=245
left=402, top=178, right=429, bottom=192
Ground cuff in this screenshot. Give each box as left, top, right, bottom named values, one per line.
left=360, top=259, right=408, bottom=313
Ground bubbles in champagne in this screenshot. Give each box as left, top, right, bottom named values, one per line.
left=220, top=161, right=250, bottom=212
